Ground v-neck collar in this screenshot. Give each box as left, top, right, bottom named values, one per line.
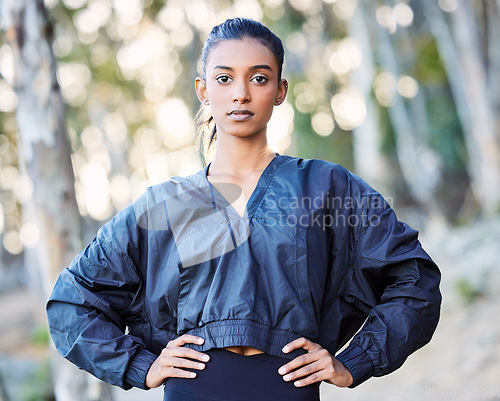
left=200, top=153, right=285, bottom=220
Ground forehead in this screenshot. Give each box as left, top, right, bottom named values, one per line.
left=205, top=38, right=278, bottom=70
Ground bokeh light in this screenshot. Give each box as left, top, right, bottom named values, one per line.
left=332, top=0, right=357, bottom=21
left=3, top=230, right=23, bottom=255
left=78, top=162, right=112, bottom=220
left=394, top=3, right=414, bottom=27
left=438, top=0, right=458, bottom=12
left=264, top=2, right=285, bottom=20
left=330, top=87, right=367, bottom=130
left=0, top=44, right=15, bottom=84
left=110, top=174, right=132, bottom=209
left=183, top=0, right=217, bottom=35
left=156, top=98, right=195, bottom=149
left=104, top=113, right=129, bottom=147
left=62, top=0, right=87, bottom=10
left=73, top=1, right=111, bottom=36
left=57, top=62, right=91, bottom=106
left=81, top=126, right=104, bottom=150
left=52, top=34, right=73, bottom=58
left=374, top=71, right=397, bottom=107
left=20, top=222, right=40, bottom=249
left=0, top=166, right=20, bottom=191
left=267, top=101, right=294, bottom=153
left=398, top=75, right=419, bottom=99
left=157, top=4, right=185, bottom=31
left=0, top=193, right=17, bottom=216
left=289, top=0, right=317, bottom=13
left=376, top=5, right=397, bottom=34
left=44, top=0, right=59, bottom=8
left=232, top=0, right=264, bottom=20
left=0, top=81, right=18, bottom=113
left=12, top=176, right=33, bottom=205
left=285, top=32, right=307, bottom=55
left=329, top=37, right=363, bottom=77
left=116, top=25, right=169, bottom=78
left=129, top=147, right=200, bottom=200
left=312, top=110, right=335, bottom=136
left=262, top=0, right=283, bottom=5
left=112, top=0, right=143, bottom=26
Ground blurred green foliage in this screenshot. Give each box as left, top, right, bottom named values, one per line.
left=31, top=325, right=50, bottom=347
left=455, top=277, right=485, bottom=304
left=20, top=358, right=54, bottom=401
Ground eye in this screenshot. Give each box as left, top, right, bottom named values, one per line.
left=215, top=75, right=232, bottom=84
left=251, top=75, right=268, bottom=84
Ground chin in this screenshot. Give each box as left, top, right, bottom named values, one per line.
left=225, top=126, right=267, bottom=139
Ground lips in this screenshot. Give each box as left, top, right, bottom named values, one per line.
left=228, top=109, right=254, bottom=121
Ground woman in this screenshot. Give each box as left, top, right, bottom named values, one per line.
left=47, top=18, right=441, bottom=401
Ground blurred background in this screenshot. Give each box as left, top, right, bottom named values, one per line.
left=0, top=0, right=499, bottom=400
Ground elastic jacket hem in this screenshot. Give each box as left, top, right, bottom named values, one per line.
left=336, top=343, right=374, bottom=388
left=181, top=319, right=308, bottom=360
left=125, top=348, right=158, bottom=390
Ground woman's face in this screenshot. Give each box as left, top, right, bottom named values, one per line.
left=196, top=38, right=287, bottom=141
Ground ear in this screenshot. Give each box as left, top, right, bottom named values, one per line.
left=274, top=78, right=288, bottom=106
left=195, top=77, right=210, bottom=105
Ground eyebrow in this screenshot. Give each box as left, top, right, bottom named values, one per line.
left=213, top=64, right=273, bottom=72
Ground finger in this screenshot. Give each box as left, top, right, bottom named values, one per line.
left=278, top=352, right=321, bottom=376
left=163, top=356, right=207, bottom=371
left=163, top=367, right=198, bottom=379
left=281, top=359, right=326, bottom=383
left=162, top=346, right=210, bottom=362
left=293, top=369, right=331, bottom=387
left=282, top=337, right=317, bottom=354
left=147, top=361, right=201, bottom=388
left=168, top=334, right=205, bottom=347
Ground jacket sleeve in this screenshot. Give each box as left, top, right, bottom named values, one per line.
left=46, top=204, right=158, bottom=390
left=335, top=193, right=442, bottom=387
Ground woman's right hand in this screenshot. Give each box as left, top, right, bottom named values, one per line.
left=145, top=334, right=210, bottom=388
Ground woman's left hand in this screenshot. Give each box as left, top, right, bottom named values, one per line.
left=278, top=337, right=353, bottom=388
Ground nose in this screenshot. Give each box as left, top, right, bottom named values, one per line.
left=232, top=80, right=250, bottom=103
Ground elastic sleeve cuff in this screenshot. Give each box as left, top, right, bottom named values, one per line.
left=336, top=343, right=374, bottom=388
left=124, top=348, right=158, bottom=390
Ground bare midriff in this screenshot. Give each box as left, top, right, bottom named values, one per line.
left=223, top=346, right=265, bottom=356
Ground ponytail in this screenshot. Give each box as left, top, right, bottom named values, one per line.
left=196, top=106, right=217, bottom=166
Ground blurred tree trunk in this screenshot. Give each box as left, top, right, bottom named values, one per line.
left=0, top=1, right=113, bottom=400
left=367, top=0, right=445, bottom=225
left=348, top=1, right=389, bottom=194
left=485, top=0, right=500, bottom=142
left=0, top=371, right=10, bottom=401
left=422, top=0, right=500, bottom=214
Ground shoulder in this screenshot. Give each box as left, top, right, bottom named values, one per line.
left=129, top=169, right=208, bottom=228
left=133, top=167, right=207, bottom=207
left=278, top=154, right=378, bottom=197
left=99, top=168, right=207, bottom=237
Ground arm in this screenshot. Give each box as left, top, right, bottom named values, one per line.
left=47, top=199, right=211, bottom=390
left=279, top=190, right=441, bottom=388
left=46, top=226, right=157, bottom=390
left=335, top=202, right=442, bottom=387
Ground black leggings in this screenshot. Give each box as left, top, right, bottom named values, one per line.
left=163, top=348, right=320, bottom=401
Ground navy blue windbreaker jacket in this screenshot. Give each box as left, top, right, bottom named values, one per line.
left=46, top=154, right=441, bottom=390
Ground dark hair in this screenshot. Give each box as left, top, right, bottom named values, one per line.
left=196, top=18, right=285, bottom=165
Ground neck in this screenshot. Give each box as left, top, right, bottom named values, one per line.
left=208, top=132, right=276, bottom=178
